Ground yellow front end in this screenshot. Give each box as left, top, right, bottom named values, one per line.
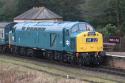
left=76, top=31, right=103, bottom=52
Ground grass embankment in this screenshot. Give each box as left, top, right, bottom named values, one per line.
left=0, top=55, right=87, bottom=83
left=0, top=55, right=125, bottom=83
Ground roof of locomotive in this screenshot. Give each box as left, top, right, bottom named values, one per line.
left=14, top=22, right=91, bottom=31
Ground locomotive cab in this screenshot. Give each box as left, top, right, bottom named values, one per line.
left=75, top=24, right=103, bottom=53
left=68, top=23, right=105, bottom=65
left=64, top=22, right=103, bottom=53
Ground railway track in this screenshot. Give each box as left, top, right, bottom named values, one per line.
left=0, top=54, right=125, bottom=83
left=3, top=53, right=125, bottom=77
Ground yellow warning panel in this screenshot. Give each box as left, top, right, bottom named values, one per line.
left=76, top=32, right=103, bottom=52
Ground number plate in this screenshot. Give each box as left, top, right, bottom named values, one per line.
left=86, top=38, right=98, bottom=42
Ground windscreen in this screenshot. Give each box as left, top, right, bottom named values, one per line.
left=71, top=23, right=94, bottom=33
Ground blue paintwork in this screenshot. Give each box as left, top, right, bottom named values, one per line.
left=9, top=22, right=94, bottom=52
left=0, top=39, right=5, bottom=45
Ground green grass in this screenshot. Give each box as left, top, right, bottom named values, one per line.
left=0, top=55, right=125, bottom=83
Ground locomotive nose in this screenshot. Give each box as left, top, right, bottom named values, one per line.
left=76, top=31, right=103, bottom=52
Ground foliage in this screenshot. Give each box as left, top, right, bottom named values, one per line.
left=98, top=24, right=117, bottom=37
left=0, top=0, right=17, bottom=21
left=36, top=0, right=84, bottom=21
left=0, top=0, right=125, bottom=36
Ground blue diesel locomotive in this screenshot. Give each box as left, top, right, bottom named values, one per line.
left=0, top=22, right=105, bottom=66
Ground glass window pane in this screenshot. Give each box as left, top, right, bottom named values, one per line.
left=71, top=23, right=94, bottom=33
left=71, top=25, right=78, bottom=33
left=86, top=24, right=94, bottom=31
left=79, top=24, right=86, bottom=31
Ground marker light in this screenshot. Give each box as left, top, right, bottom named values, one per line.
left=84, top=34, right=86, bottom=37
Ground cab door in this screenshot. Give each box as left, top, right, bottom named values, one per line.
left=63, top=29, right=71, bottom=51
left=50, top=33, right=57, bottom=48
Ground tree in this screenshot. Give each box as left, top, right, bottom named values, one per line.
left=36, top=0, right=84, bottom=21
left=80, top=0, right=125, bottom=36
left=98, top=24, right=117, bottom=37
left=108, top=0, right=125, bottom=36
left=0, top=0, right=125, bottom=38
left=15, top=0, right=83, bottom=21
left=0, top=0, right=17, bottom=21
left=16, top=0, right=36, bottom=15
left=80, top=0, right=111, bottom=25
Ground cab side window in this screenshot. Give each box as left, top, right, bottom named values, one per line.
left=86, top=24, right=94, bottom=31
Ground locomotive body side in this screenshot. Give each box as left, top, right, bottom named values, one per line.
left=10, top=22, right=104, bottom=53
left=9, top=22, right=75, bottom=51
left=4, top=22, right=105, bottom=65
